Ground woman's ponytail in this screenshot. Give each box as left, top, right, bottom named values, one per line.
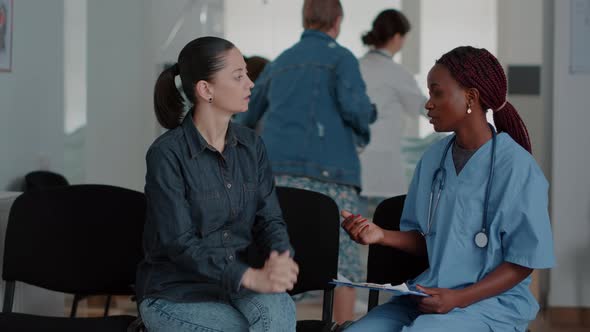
left=153, top=63, right=184, bottom=130
left=493, top=101, right=532, bottom=154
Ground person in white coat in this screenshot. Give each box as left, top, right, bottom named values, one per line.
left=359, top=9, right=427, bottom=198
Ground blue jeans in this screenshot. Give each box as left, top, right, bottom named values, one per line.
left=140, top=292, right=296, bottom=332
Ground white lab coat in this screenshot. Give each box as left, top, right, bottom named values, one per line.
left=359, top=49, right=426, bottom=197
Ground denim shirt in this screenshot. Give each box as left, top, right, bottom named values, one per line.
left=235, top=30, right=376, bottom=189
left=136, top=112, right=292, bottom=303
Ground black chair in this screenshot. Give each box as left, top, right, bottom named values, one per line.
left=279, top=187, right=340, bottom=332
left=23, top=171, right=69, bottom=192
left=248, top=186, right=340, bottom=332
left=22, top=171, right=110, bottom=317
left=367, top=195, right=429, bottom=311
left=0, top=184, right=146, bottom=331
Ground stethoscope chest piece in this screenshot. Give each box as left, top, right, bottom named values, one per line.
left=474, top=231, right=488, bottom=248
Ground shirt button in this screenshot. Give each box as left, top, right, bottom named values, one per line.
left=322, top=170, right=330, bottom=177
left=228, top=255, right=234, bottom=261
left=223, top=231, right=229, bottom=238
left=226, top=183, right=232, bottom=189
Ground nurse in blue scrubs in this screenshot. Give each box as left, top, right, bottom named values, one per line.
left=342, top=46, right=555, bottom=332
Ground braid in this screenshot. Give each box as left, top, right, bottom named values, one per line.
left=493, top=102, right=531, bottom=153
left=436, top=46, right=532, bottom=154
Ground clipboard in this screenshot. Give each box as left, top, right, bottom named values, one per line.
left=330, top=279, right=429, bottom=297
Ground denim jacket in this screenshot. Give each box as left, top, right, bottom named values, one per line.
left=136, top=113, right=292, bottom=303
left=235, top=30, right=376, bottom=189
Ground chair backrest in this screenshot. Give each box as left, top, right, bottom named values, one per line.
left=277, top=186, right=339, bottom=327
left=2, top=185, right=146, bottom=299
left=23, top=171, right=69, bottom=192
left=247, top=186, right=339, bottom=325
left=275, top=186, right=339, bottom=296
left=367, top=195, right=429, bottom=310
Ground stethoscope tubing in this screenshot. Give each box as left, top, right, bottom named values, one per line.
left=425, top=124, right=497, bottom=247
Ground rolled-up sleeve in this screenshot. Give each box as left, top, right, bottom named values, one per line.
left=145, top=146, right=249, bottom=293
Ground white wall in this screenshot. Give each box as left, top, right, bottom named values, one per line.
left=0, top=0, right=64, bottom=190
left=497, top=1, right=543, bottom=65
left=497, top=1, right=548, bottom=178
left=64, top=0, right=87, bottom=135
left=84, top=0, right=150, bottom=192
left=63, top=0, right=87, bottom=185
left=549, top=0, right=590, bottom=307
left=149, top=0, right=224, bottom=66
left=418, top=0, right=497, bottom=85
left=417, top=0, right=497, bottom=136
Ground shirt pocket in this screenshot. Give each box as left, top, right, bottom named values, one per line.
left=188, top=188, right=226, bottom=236
left=455, top=195, right=485, bottom=239
left=241, top=182, right=258, bottom=217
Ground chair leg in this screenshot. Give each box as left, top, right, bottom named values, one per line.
left=104, top=295, right=112, bottom=317
left=71, top=294, right=81, bottom=317
left=323, top=289, right=335, bottom=323
left=368, top=290, right=379, bottom=311
left=2, top=281, right=15, bottom=313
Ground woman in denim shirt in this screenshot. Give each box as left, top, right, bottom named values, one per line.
left=136, top=37, right=299, bottom=332
left=236, top=0, right=376, bottom=323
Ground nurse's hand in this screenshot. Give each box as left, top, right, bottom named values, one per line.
left=242, top=250, right=299, bottom=293
left=341, top=210, right=384, bottom=245
left=413, top=285, right=463, bottom=314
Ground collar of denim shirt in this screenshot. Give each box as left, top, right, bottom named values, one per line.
left=301, top=29, right=336, bottom=43
left=181, top=109, right=241, bottom=158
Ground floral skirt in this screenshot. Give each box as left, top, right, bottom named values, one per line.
left=275, top=174, right=364, bottom=282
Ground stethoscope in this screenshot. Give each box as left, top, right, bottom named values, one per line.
left=424, top=124, right=497, bottom=248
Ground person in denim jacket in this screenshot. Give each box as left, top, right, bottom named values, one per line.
left=235, top=0, right=376, bottom=323
left=136, top=36, right=299, bottom=332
